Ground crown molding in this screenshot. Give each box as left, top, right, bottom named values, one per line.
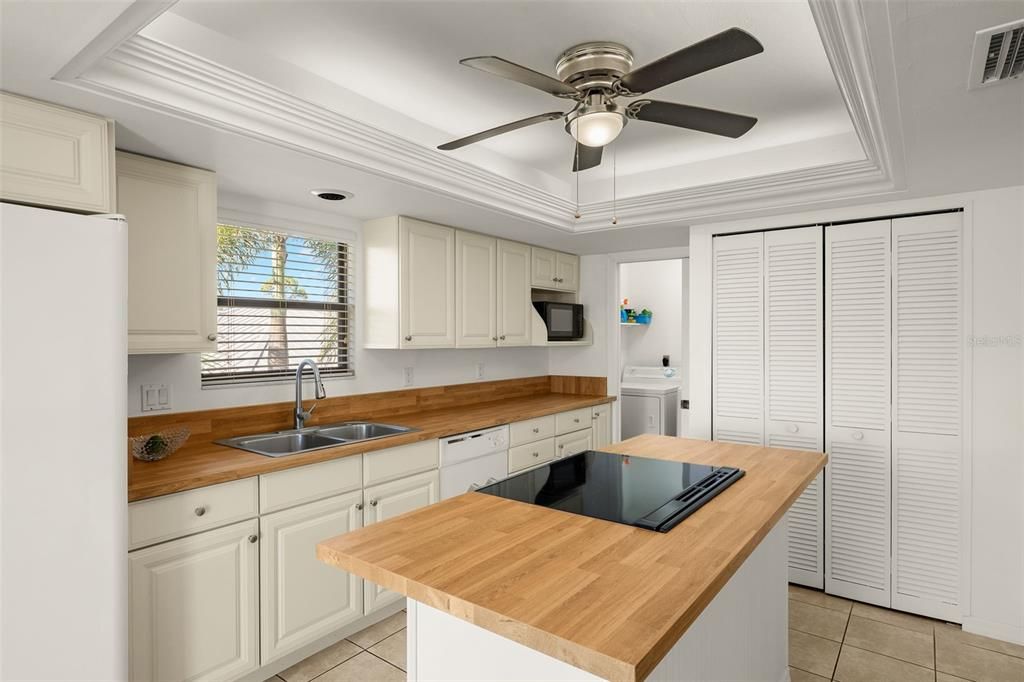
left=55, top=0, right=903, bottom=233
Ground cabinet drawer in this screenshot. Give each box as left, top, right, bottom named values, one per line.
left=510, top=415, right=556, bottom=446
left=555, top=408, right=592, bottom=435
left=363, top=439, right=439, bottom=487
left=508, top=439, right=556, bottom=473
left=554, top=428, right=593, bottom=459
left=259, top=455, right=362, bottom=515
left=129, top=478, right=258, bottom=550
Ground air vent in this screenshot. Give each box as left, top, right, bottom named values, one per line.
left=969, top=19, right=1024, bottom=90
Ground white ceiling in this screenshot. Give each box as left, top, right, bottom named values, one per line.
left=164, top=0, right=862, bottom=193
left=0, top=1, right=1021, bottom=252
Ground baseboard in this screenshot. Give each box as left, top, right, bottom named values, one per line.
left=961, top=616, right=1024, bottom=646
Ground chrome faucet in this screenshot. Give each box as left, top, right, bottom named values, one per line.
left=295, top=359, right=327, bottom=430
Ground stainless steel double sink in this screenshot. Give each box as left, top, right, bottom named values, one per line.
left=216, top=422, right=417, bottom=458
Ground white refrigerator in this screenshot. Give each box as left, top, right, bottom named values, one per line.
left=0, top=202, right=128, bottom=680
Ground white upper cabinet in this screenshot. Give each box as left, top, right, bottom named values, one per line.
left=0, top=92, right=115, bottom=213
left=555, top=252, right=580, bottom=292
left=825, top=219, right=892, bottom=608
left=117, top=152, right=217, bottom=354
left=890, top=212, right=963, bottom=622
left=363, top=216, right=455, bottom=349
left=531, top=247, right=558, bottom=288
left=712, top=232, right=765, bottom=446
left=496, top=240, right=532, bottom=346
left=456, top=231, right=497, bottom=347
left=530, top=247, right=579, bottom=292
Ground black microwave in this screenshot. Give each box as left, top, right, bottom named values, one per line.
left=533, top=301, right=585, bottom=341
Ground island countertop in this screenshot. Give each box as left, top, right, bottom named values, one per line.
left=317, top=435, right=825, bottom=682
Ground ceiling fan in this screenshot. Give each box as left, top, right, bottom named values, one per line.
left=438, top=28, right=764, bottom=172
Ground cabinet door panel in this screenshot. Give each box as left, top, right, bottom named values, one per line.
left=497, top=240, right=532, bottom=346
left=400, top=218, right=455, bottom=347
left=363, top=471, right=440, bottom=613
left=530, top=247, right=558, bottom=288
left=129, top=519, right=258, bottom=682
left=118, top=152, right=217, bottom=353
left=260, top=492, right=363, bottom=663
left=555, top=252, right=580, bottom=292
left=712, top=232, right=764, bottom=446
left=764, top=227, right=825, bottom=589
left=555, top=428, right=593, bottom=458
left=592, top=404, right=612, bottom=448
left=890, top=213, right=962, bottom=621
left=456, top=231, right=497, bottom=347
left=825, top=220, right=891, bottom=607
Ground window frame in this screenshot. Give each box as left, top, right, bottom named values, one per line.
left=201, top=221, right=355, bottom=388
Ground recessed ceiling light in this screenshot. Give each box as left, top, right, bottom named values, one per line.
left=310, top=189, right=352, bottom=201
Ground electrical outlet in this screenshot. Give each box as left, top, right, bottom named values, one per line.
left=403, top=367, right=414, bottom=387
left=475, top=362, right=485, bottom=379
left=141, top=383, right=171, bottom=412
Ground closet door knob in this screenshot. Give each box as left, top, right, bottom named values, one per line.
left=786, top=424, right=799, bottom=434
left=851, top=431, right=864, bottom=441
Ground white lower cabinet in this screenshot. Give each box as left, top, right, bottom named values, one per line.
left=591, top=404, right=612, bottom=448
left=259, top=491, right=364, bottom=665
left=129, top=519, right=259, bottom=682
left=362, top=470, right=440, bottom=614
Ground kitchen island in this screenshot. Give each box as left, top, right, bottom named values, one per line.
left=318, top=435, right=825, bottom=681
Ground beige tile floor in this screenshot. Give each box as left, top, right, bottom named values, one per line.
left=788, top=585, right=1024, bottom=682
left=266, top=610, right=407, bottom=682
left=270, top=591, right=1024, bottom=682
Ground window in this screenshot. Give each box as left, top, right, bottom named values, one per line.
left=201, top=223, right=353, bottom=386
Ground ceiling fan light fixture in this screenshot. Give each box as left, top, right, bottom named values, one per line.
left=567, top=107, right=625, bottom=148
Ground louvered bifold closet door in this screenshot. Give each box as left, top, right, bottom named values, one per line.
left=712, top=232, right=765, bottom=446
left=825, top=220, right=892, bottom=607
left=891, top=213, right=963, bottom=622
left=765, top=227, right=825, bottom=588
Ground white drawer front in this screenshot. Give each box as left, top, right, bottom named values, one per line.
left=555, top=408, right=592, bottom=435
left=129, top=478, right=258, bottom=550
left=508, top=439, right=556, bottom=473
left=363, top=439, right=439, bottom=488
left=259, top=455, right=362, bottom=514
left=509, top=415, right=556, bottom=446
left=554, top=428, right=593, bottom=459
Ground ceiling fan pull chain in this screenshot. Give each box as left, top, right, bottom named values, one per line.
left=574, top=145, right=581, bottom=219
left=612, top=142, right=618, bottom=226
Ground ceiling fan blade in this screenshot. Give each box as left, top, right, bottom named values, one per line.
left=438, top=111, right=564, bottom=151
left=461, top=56, right=579, bottom=97
left=627, top=100, right=757, bottom=138
left=572, top=143, right=603, bottom=172
left=618, top=28, right=763, bottom=95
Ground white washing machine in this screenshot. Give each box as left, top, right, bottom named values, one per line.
left=620, top=366, right=681, bottom=439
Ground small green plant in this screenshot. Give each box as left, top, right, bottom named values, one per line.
left=143, top=434, right=169, bottom=457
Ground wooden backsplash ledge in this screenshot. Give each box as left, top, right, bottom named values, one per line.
left=129, top=375, right=607, bottom=444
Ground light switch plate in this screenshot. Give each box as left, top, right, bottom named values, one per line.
left=141, top=383, right=171, bottom=412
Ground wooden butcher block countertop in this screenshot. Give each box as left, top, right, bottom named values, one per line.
left=128, top=390, right=613, bottom=502
left=317, top=435, right=826, bottom=682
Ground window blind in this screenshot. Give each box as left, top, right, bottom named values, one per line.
left=201, top=224, right=353, bottom=386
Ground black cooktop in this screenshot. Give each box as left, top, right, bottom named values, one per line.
left=477, top=450, right=744, bottom=533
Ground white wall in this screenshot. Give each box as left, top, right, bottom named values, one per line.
left=688, top=185, right=1024, bottom=645
left=619, top=258, right=685, bottom=373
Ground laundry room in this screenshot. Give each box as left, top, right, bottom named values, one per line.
left=618, top=258, right=689, bottom=439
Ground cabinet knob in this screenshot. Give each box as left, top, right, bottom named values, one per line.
left=248, top=534, right=258, bottom=544
left=552, top=277, right=558, bottom=282
left=356, top=502, right=364, bottom=511
left=499, top=335, right=506, bottom=341
left=370, top=499, right=379, bottom=507
left=206, top=333, right=217, bottom=341
left=559, top=443, right=564, bottom=449
left=404, top=335, right=412, bottom=342
left=532, top=452, right=539, bottom=457
left=852, top=431, right=864, bottom=441
left=492, top=336, right=498, bottom=341
left=787, top=424, right=799, bottom=433
left=194, top=506, right=207, bottom=517
left=532, top=427, right=540, bottom=433
left=573, top=418, right=580, bottom=423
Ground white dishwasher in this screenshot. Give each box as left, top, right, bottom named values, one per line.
left=439, top=425, right=509, bottom=500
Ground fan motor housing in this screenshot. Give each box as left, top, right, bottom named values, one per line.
left=555, top=42, right=634, bottom=91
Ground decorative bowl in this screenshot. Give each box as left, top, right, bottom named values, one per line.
left=130, top=427, right=190, bottom=462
